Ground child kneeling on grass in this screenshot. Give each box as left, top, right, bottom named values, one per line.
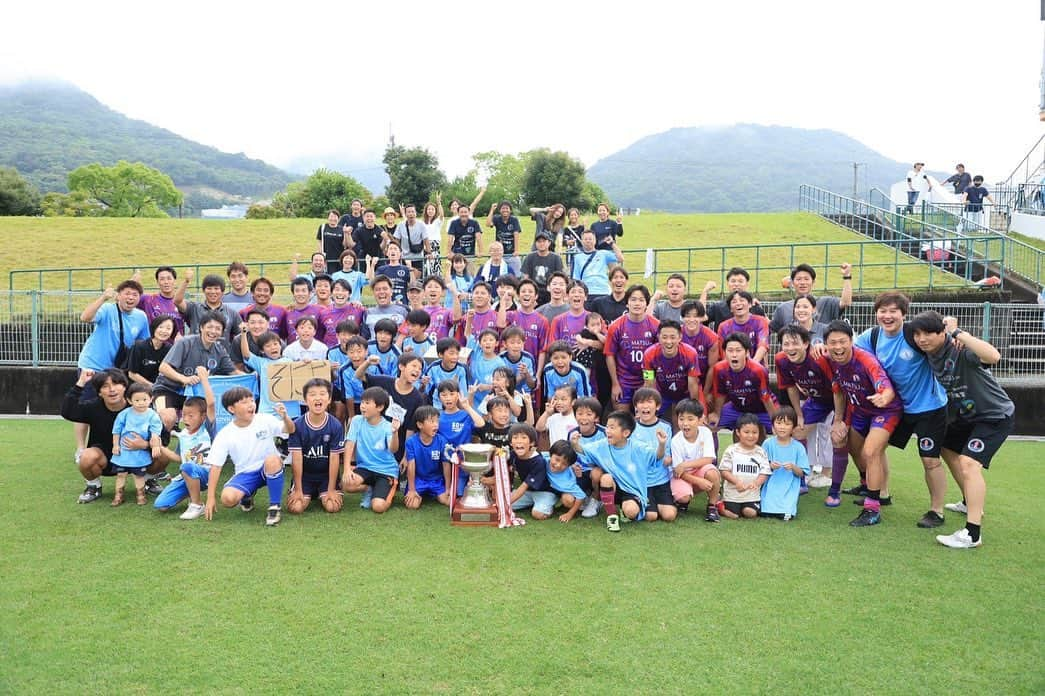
left=718, top=413, right=771, bottom=519
left=341, top=386, right=401, bottom=514
left=669, top=399, right=721, bottom=522
left=546, top=440, right=588, bottom=523
left=760, top=406, right=810, bottom=521
left=109, top=383, right=163, bottom=507
left=404, top=406, right=454, bottom=509
left=154, top=367, right=216, bottom=520
left=507, top=424, right=557, bottom=520
left=287, top=378, right=345, bottom=515
left=204, top=388, right=295, bottom=527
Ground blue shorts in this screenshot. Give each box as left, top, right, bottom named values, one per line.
left=154, top=462, right=210, bottom=510
left=718, top=403, right=772, bottom=433
left=801, top=399, right=835, bottom=426
left=411, top=477, right=446, bottom=497
left=850, top=408, right=900, bottom=438
left=511, top=490, right=558, bottom=516
left=224, top=468, right=267, bottom=497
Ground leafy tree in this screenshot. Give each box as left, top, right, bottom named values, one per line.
left=40, top=190, right=101, bottom=217
left=281, top=169, right=371, bottom=218
left=521, top=149, right=587, bottom=209
left=383, top=145, right=447, bottom=209
left=472, top=150, right=530, bottom=212
left=578, top=180, right=610, bottom=213
left=0, top=166, right=41, bottom=215
left=67, top=161, right=182, bottom=217
left=245, top=203, right=284, bottom=219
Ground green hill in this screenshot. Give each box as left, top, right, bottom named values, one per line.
left=587, top=124, right=940, bottom=213
left=0, top=82, right=294, bottom=204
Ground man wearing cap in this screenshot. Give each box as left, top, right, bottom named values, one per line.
left=352, top=209, right=385, bottom=273
left=906, top=162, right=931, bottom=213
left=521, top=230, right=565, bottom=305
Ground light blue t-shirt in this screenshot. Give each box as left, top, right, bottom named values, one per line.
left=760, top=437, right=810, bottom=516
left=78, top=302, right=150, bottom=370
left=571, top=249, right=617, bottom=295
left=632, top=419, right=673, bottom=486
left=366, top=342, right=401, bottom=377
left=347, top=415, right=398, bottom=477
left=469, top=352, right=507, bottom=406
left=569, top=424, right=607, bottom=471
left=424, top=361, right=470, bottom=411
left=245, top=353, right=302, bottom=418
left=584, top=438, right=659, bottom=518
left=110, top=407, right=163, bottom=469
left=855, top=328, right=947, bottom=414
left=546, top=460, right=588, bottom=500
left=329, top=269, right=369, bottom=303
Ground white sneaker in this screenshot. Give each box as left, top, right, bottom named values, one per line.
left=936, top=528, right=981, bottom=549
left=179, top=503, right=205, bottom=520
left=944, top=501, right=968, bottom=514
left=807, top=474, right=832, bottom=489
left=580, top=497, right=601, bottom=518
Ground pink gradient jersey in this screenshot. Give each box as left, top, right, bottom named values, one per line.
left=604, top=314, right=660, bottom=390
left=681, top=324, right=719, bottom=377
left=775, top=351, right=835, bottom=408
left=712, top=358, right=777, bottom=413
left=508, top=309, right=550, bottom=358
left=717, top=314, right=770, bottom=358
left=318, top=304, right=366, bottom=347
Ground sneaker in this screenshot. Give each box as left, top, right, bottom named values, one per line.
left=944, top=501, right=968, bottom=515
left=853, top=496, right=892, bottom=506
left=782, top=514, right=792, bottom=522
left=580, top=497, right=600, bottom=518
left=705, top=504, right=720, bottom=523
left=824, top=495, right=841, bottom=507
left=265, top=505, right=282, bottom=526
left=917, top=510, right=945, bottom=528
left=360, top=487, right=373, bottom=509
left=239, top=496, right=254, bottom=512
left=77, top=484, right=102, bottom=504
left=179, top=503, right=205, bottom=520
left=154, top=471, right=172, bottom=483
left=936, top=528, right=981, bottom=549
left=676, top=502, right=690, bottom=513
left=807, top=474, right=832, bottom=489
left=842, top=484, right=870, bottom=496
left=606, top=514, right=621, bottom=532
left=849, top=508, right=881, bottom=527
left=143, top=478, right=165, bottom=496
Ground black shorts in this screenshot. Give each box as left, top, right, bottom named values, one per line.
left=353, top=467, right=395, bottom=499
left=889, top=406, right=947, bottom=457
left=647, top=482, right=676, bottom=508
left=614, top=488, right=643, bottom=508
left=724, top=500, right=760, bottom=516
left=332, top=386, right=345, bottom=403
left=151, top=387, right=185, bottom=411
left=942, top=415, right=1013, bottom=469
left=576, top=473, right=594, bottom=496
left=296, top=475, right=339, bottom=499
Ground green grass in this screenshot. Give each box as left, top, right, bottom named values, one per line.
left=1, top=419, right=1042, bottom=694
left=0, top=213, right=964, bottom=296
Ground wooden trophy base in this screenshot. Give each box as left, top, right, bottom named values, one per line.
left=450, top=503, right=500, bottom=527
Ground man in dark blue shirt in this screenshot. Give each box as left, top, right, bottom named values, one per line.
left=942, top=164, right=972, bottom=196
left=447, top=205, right=483, bottom=257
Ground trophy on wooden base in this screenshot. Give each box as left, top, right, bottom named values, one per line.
left=450, top=443, right=500, bottom=526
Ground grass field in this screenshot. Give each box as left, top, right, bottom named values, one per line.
left=1, top=418, right=1042, bottom=694
left=0, top=213, right=961, bottom=296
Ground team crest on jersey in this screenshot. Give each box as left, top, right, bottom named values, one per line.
left=744, top=380, right=751, bottom=386
left=375, top=442, right=385, bottom=450
left=968, top=438, right=985, bottom=453
left=918, top=437, right=935, bottom=452
left=255, top=431, right=268, bottom=440
left=323, top=435, right=330, bottom=442
left=959, top=399, right=976, bottom=415
left=873, top=416, right=885, bottom=424
left=808, top=371, right=815, bottom=377
left=944, top=359, right=956, bottom=372
left=900, top=348, right=915, bottom=360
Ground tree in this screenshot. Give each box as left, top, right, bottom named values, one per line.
left=578, top=180, right=610, bottom=213
left=0, top=167, right=41, bottom=215
left=40, top=190, right=102, bottom=217
left=281, top=169, right=371, bottom=218
left=67, top=161, right=182, bottom=217
left=521, top=149, right=587, bottom=209
left=383, top=145, right=447, bottom=209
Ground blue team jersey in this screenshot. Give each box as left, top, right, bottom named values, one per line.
left=289, top=413, right=345, bottom=479
left=760, top=437, right=810, bottom=516
left=568, top=424, right=607, bottom=471
left=500, top=350, right=536, bottom=394
left=438, top=409, right=476, bottom=449
left=329, top=269, right=368, bottom=303
left=631, top=419, right=672, bottom=486
left=402, top=335, right=435, bottom=357
left=336, top=361, right=366, bottom=401
left=584, top=438, right=659, bottom=518
left=424, top=361, right=470, bottom=410
left=366, top=342, right=401, bottom=377
left=855, top=328, right=946, bottom=414
left=346, top=415, right=398, bottom=477
left=469, top=352, right=507, bottom=406
left=546, top=460, right=588, bottom=500
left=405, top=432, right=453, bottom=481
left=541, top=363, right=592, bottom=401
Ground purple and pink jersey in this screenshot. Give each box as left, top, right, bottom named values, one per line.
left=775, top=351, right=835, bottom=408
left=548, top=310, right=589, bottom=350
left=604, top=314, right=660, bottom=391
left=318, top=304, right=366, bottom=347
left=681, top=325, right=719, bottom=378
left=643, top=343, right=700, bottom=406
left=240, top=303, right=286, bottom=335
left=717, top=315, right=770, bottom=359
left=826, top=347, right=903, bottom=421
left=508, top=309, right=550, bottom=358
left=712, top=358, right=777, bottom=413
left=424, top=305, right=455, bottom=340
left=138, top=294, right=184, bottom=335
left=466, top=308, right=501, bottom=346
left=284, top=305, right=323, bottom=343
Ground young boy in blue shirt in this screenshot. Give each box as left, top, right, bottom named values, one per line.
left=404, top=405, right=454, bottom=508
left=341, top=386, right=402, bottom=514
left=437, top=380, right=485, bottom=450
left=337, top=336, right=369, bottom=420
left=568, top=397, right=607, bottom=519
left=287, top=378, right=345, bottom=515
left=541, top=340, right=592, bottom=402
left=109, top=383, right=164, bottom=506
left=399, top=309, right=435, bottom=357
left=154, top=366, right=216, bottom=519
left=423, top=338, right=470, bottom=410
left=546, top=440, right=588, bottom=523
left=367, top=318, right=402, bottom=377
left=760, top=406, right=810, bottom=520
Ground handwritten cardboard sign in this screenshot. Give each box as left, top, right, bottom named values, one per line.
left=266, top=360, right=332, bottom=402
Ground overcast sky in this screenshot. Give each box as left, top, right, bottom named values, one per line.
left=2, top=1, right=1043, bottom=184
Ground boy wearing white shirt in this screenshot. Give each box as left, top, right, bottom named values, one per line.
left=670, top=399, right=722, bottom=522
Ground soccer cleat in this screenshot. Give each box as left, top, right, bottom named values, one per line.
left=705, top=504, right=720, bottom=523
left=239, top=496, right=254, bottom=512
left=265, top=505, right=282, bottom=527
left=77, top=484, right=102, bottom=504
left=179, top=503, right=205, bottom=520
left=936, top=528, right=981, bottom=549
left=143, top=478, right=165, bottom=496
left=944, top=501, right=968, bottom=515
left=917, top=511, right=945, bottom=529
left=580, top=497, right=600, bottom=518
left=824, top=495, right=841, bottom=508
left=606, top=514, right=621, bottom=532
left=842, top=484, right=870, bottom=496
left=154, top=471, right=172, bottom=483
left=853, top=496, right=892, bottom=506
left=360, top=487, right=373, bottom=509
left=850, top=508, right=881, bottom=527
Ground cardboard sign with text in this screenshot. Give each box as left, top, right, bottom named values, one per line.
left=266, top=360, right=332, bottom=402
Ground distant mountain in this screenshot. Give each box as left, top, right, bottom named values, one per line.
left=587, top=124, right=941, bottom=213
left=282, top=153, right=388, bottom=198
left=0, top=82, right=294, bottom=207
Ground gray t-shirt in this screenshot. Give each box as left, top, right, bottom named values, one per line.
left=536, top=302, right=569, bottom=323
left=395, top=220, right=428, bottom=259
left=222, top=290, right=252, bottom=314
left=154, top=335, right=236, bottom=393
left=520, top=252, right=564, bottom=289
left=770, top=295, right=843, bottom=333
left=183, top=302, right=240, bottom=345
left=927, top=341, right=1014, bottom=423
left=653, top=300, right=684, bottom=323
left=362, top=304, right=408, bottom=339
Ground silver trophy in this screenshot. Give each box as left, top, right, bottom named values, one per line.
left=458, top=443, right=494, bottom=509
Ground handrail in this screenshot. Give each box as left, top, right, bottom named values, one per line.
left=1003, top=132, right=1045, bottom=187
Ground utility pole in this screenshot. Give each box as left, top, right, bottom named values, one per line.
left=852, top=162, right=865, bottom=200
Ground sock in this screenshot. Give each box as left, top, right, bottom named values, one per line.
left=600, top=488, right=618, bottom=516
left=265, top=468, right=285, bottom=507
left=859, top=473, right=867, bottom=486
left=85, top=477, right=101, bottom=487
left=961, top=497, right=967, bottom=506
left=829, top=446, right=848, bottom=497
left=863, top=489, right=881, bottom=512
left=966, top=522, right=981, bottom=542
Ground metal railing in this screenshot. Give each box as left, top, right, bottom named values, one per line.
left=994, top=183, right=1045, bottom=216
left=1000, top=133, right=1045, bottom=192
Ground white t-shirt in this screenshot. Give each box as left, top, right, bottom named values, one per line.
left=283, top=340, right=328, bottom=362
left=547, top=412, right=579, bottom=445
left=718, top=443, right=772, bottom=503
left=670, top=427, right=716, bottom=473
left=424, top=217, right=443, bottom=242
left=206, top=413, right=283, bottom=474
left=907, top=169, right=930, bottom=192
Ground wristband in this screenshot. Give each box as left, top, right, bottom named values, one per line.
left=950, top=329, right=964, bottom=340
left=841, top=275, right=852, bottom=280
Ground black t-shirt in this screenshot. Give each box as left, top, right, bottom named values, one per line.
left=590, top=219, right=623, bottom=251
left=562, top=225, right=584, bottom=251
left=491, top=216, right=522, bottom=255
left=125, top=339, right=171, bottom=384
left=589, top=293, right=628, bottom=324
left=365, top=374, right=425, bottom=462
left=448, top=218, right=483, bottom=256
left=511, top=452, right=551, bottom=491
left=338, top=214, right=364, bottom=232
left=353, top=225, right=385, bottom=260
left=474, top=422, right=511, bottom=449
left=520, top=252, right=564, bottom=289
left=317, top=223, right=345, bottom=261
left=965, top=186, right=989, bottom=211
left=60, top=386, right=123, bottom=460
